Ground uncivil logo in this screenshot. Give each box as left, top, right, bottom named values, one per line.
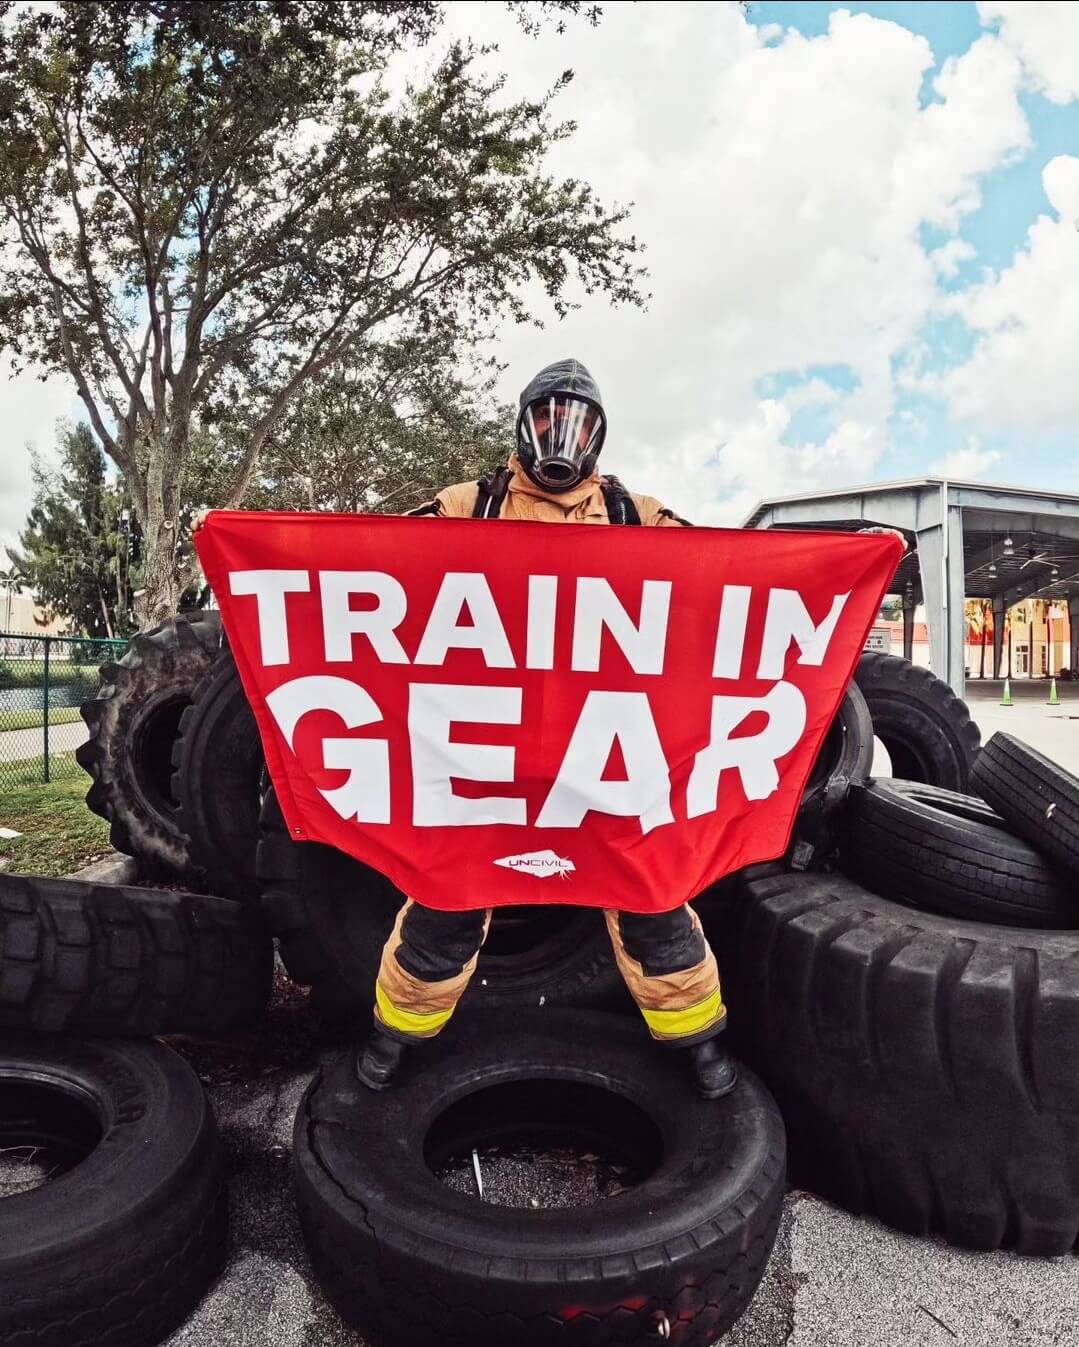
left=493, top=849, right=575, bottom=879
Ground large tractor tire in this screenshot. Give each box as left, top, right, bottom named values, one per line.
left=295, top=1010, right=785, bottom=1347
left=854, top=652, right=980, bottom=790
left=172, top=651, right=263, bottom=900
left=703, top=869, right=1079, bottom=1254
left=0, top=871, right=273, bottom=1036
left=789, top=682, right=874, bottom=869
left=78, top=610, right=223, bottom=876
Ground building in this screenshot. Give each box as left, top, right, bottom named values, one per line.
left=743, top=478, right=1079, bottom=697
left=0, top=589, right=73, bottom=637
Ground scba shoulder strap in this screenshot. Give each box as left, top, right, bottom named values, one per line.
left=471, top=470, right=642, bottom=524
left=471, top=467, right=514, bottom=519
left=599, top=474, right=641, bottom=526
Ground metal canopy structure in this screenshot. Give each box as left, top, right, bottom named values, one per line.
left=742, top=478, right=1079, bottom=699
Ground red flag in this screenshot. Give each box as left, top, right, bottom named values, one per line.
left=195, top=512, right=899, bottom=913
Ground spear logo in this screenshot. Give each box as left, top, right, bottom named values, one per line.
left=493, top=849, right=575, bottom=879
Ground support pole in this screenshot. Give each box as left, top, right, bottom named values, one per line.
left=42, top=635, right=50, bottom=784
left=915, top=492, right=966, bottom=697
left=992, top=596, right=1006, bottom=680
left=1069, top=596, right=1079, bottom=675
left=902, top=597, right=915, bottom=663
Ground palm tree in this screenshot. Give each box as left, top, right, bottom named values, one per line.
left=980, top=599, right=991, bottom=679
left=0, top=572, right=18, bottom=633
left=965, top=599, right=991, bottom=679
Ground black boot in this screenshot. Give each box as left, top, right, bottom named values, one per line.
left=689, top=1036, right=737, bottom=1100
left=355, top=1027, right=409, bottom=1092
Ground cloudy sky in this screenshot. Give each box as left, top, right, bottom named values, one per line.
left=2, top=0, right=1079, bottom=548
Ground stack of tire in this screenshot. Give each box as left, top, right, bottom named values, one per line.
left=74, top=614, right=796, bottom=1344
left=73, top=619, right=1079, bottom=1342
left=704, top=665, right=1079, bottom=1259
left=0, top=611, right=275, bottom=1346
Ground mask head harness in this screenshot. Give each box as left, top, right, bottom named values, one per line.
left=515, top=358, right=607, bottom=494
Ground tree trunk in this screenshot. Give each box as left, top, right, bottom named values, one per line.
left=129, top=426, right=193, bottom=630
left=135, top=510, right=186, bottom=630
left=98, top=591, right=114, bottom=639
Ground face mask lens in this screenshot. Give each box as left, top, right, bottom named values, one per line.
left=522, top=397, right=603, bottom=486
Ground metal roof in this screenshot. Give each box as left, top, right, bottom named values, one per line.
left=741, top=477, right=1079, bottom=530
left=741, top=477, right=1079, bottom=605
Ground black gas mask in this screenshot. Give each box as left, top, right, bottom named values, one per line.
left=515, top=359, right=607, bottom=494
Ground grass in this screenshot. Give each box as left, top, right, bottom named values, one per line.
left=0, top=660, right=97, bottom=688
left=0, top=774, right=111, bottom=878
left=0, top=706, right=83, bottom=732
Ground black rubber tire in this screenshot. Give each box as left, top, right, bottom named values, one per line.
left=838, top=778, right=1078, bottom=928
left=258, top=788, right=626, bottom=1021
left=702, top=869, right=1079, bottom=1254
left=172, top=651, right=263, bottom=899
left=295, top=1009, right=785, bottom=1347
left=971, top=732, right=1079, bottom=879
left=854, top=652, right=981, bottom=790
left=789, top=683, right=874, bottom=868
left=77, top=610, right=223, bottom=875
left=0, top=1032, right=225, bottom=1345
left=0, top=871, right=274, bottom=1035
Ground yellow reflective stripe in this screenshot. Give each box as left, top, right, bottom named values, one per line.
left=640, top=989, right=725, bottom=1041
left=375, top=982, right=455, bottom=1038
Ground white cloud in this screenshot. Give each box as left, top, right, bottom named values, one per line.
left=978, top=2, right=1079, bottom=104
left=899, top=408, right=929, bottom=437
left=698, top=403, right=884, bottom=525
left=0, top=364, right=82, bottom=557
left=939, top=156, right=1079, bottom=430
left=930, top=438, right=1003, bottom=478
left=930, top=237, right=977, bottom=278
left=892, top=34, right=1029, bottom=233
left=780, top=377, right=843, bottom=411
left=436, top=3, right=1030, bottom=515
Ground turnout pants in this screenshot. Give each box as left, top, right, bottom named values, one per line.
left=373, top=902, right=726, bottom=1046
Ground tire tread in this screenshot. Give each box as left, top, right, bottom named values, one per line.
left=0, top=873, right=271, bottom=1035
left=704, top=871, right=1079, bottom=1254
left=839, top=779, right=1077, bottom=927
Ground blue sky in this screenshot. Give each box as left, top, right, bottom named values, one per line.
left=753, top=2, right=984, bottom=61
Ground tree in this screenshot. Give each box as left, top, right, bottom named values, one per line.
left=0, top=2, right=644, bottom=625
left=6, top=422, right=137, bottom=637
left=200, top=332, right=516, bottom=515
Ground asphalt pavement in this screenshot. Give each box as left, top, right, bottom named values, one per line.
left=964, top=677, right=1079, bottom=773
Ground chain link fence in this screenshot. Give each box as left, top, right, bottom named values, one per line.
left=0, top=631, right=129, bottom=789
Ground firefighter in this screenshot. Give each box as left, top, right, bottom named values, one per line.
left=193, top=357, right=906, bottom=1100
left=359, top=357, right=737, bottom=1100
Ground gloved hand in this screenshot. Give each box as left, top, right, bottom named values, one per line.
left=858, top=525, right=909, bottom=553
